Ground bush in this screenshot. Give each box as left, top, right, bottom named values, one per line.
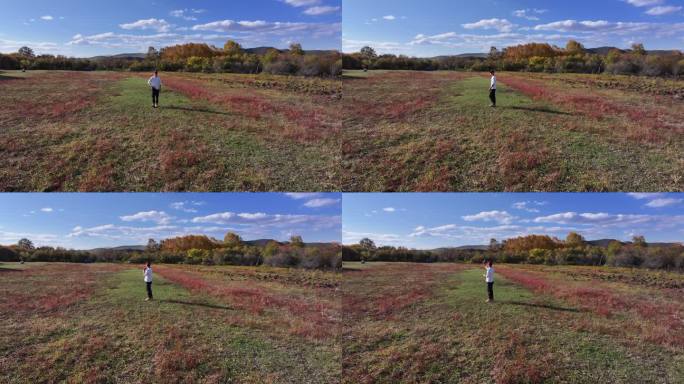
left=0, top=247, right=20, bottom=262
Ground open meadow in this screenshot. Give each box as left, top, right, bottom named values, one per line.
left=342, top=262, right=684, bottom=384
left=0, top=262, right=341, bottom=383
left=341, top=70, right=684, bottom=192
left=0, top=70, right=341, bottom=191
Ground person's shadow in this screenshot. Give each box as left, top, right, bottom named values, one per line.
left=160, top=299, right=232, bottom=311
left=502, top=300, right=581, bottom=313
left=162, top=105, right=232, bottom=116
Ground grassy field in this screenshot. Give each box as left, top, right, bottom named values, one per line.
left=342, top=262, right=684, bottom=383
left=341, top=70, right=684, bottom=191
left=0, top=70, right=341, bottom=191
left=3, top=261, right=682, bottom=383
left=0, top=262, right=341, bottom=383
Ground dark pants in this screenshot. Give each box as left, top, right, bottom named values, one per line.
left=152, top=88, right=160, bottom=105
left=146, top=282, right=153, bottom=299
left=487, top=282, right=494, bottom=301
left=489, top=89, right=496, bottom=106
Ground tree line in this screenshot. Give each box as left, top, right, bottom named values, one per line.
left=343, top=233, right=684, bottom=271
left=0, top=41, right=342, bottom=77
left=0, top=233, right=341, bottom=270
left=344, top=41, right=684, bottom=78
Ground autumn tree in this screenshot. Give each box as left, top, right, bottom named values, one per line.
left=565, top=232, right=586, bottom=247
left=146, top=46, right=159, bottom=61
left=224, top=40, right=243, bottom=55
left=224, top=232, right=243, bottom=247
left=17, top=238, right=35, bottom=251
left=565, top=40, right=585, bottom=54
left=161, top=235, right=219, bottom=251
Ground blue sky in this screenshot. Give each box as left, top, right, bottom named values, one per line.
left=0, top=0, right=341, bottom=57
left=343, top=193, right=684, bottom=249
left=0, top=193, right=341, bottom=249
left=343, top=0, right=684, bottom=56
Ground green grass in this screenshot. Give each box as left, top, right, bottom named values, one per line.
left=341, top=70, right=684, bottom=191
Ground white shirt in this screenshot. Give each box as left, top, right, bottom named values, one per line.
left=485, top=266, right=494, bottom=283
left=144, top=267, right=153, bottom=283
left=148, top=76, right=161, bottom=90
left=490, top=76, right=497, bottom=90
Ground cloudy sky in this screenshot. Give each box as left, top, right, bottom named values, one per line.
left=343, top=0, right=684, bottom=56
left=0, top=0, right=341, bottom=57
left=343, top=193, right=684, bottom=249
left=0, top=193, right=341, bottom=249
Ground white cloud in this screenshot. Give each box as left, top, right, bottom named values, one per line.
left=628, top=192, right=663, bottom=200
left=170, top=9, right=206, bottom=21
left=463, top=18, right=516, bottom=32
left=343, top=230, right=402, bottom=245
left=383, top=15, right=397, bottom=21
left=191, top=212, right=340, bottom=231
left=645, top=198, right=683, bottom=208
left=645, top=5, right=683, bottom=15
left=282, top=0, right=320, bottom=7
left=119, top=18, right=171, bottom=33
left=170, top=202, right=199, bottom=213
left=512, top=201, right=548, bottom=213
left=40, top=15, right=54, bottom=21
left=462, top=210, right=516, bottom=224
left=120, top=211, right=173, bottom=225
left=624, top=0, right=663, bottom=7
left=342, top=38, right=407, bottom=54
left=40, top=207, right=54, bottom=213
left=383, top=207, right=396, bottom=212
left=304, top=6, right=340, bottom=15
left=303, top=198, right=340, bottom=208
left=285, top=192, right=321, bottom=200
left=512, top=9, right=547, bottom=21
left=191, top=19, right=339, bottom=38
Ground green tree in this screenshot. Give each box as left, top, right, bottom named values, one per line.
left=289, top=43, right=304, bottom=56
left=290, top=235, right=304, bottom=248
left=18, top=46, right=35, bottom=58
left=146, top=238, right=160, bottom=253
left=17, top=238, right=34, bottom=251
left=631, top=43, right=646, bottom=56
left=632, top=235, right=647, bottom=247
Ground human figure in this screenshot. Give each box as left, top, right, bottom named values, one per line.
left=147, top=70, right=162, bottom=108
left=144, top=262, right=153, bottom=301
left=484, top=260, right=495, bottom=302
left=489, top=70, right=497, bottom=107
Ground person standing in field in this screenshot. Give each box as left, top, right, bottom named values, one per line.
left=489, top=70, right=497, bottom=107
left=147, top=70, right=162, bottom=108
left=144, top=262, right=153, bottom=301
left=484, top=260, right=495, bottom=302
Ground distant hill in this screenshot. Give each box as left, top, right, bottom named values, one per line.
left=85, top=240, right=337, bottom=252
left=88, top=245, right=146, bottom=253
left=427, top=239, right=682, bottom=252
left=87, top=47, right=337, bottom=61
left=428, top=46, right=680, bottom=60
left=89, top=53, right=146, bottom=61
